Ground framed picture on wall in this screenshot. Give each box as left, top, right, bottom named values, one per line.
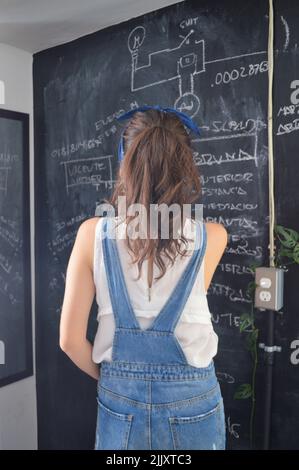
left=0, top=108, right=33, bottom=387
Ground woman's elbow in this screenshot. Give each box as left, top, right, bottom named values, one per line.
left=59, top=334, right=76, bottom=353
left=59, top=331, right=85, bottom=354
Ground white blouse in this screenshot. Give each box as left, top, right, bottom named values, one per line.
left=92, top=216, right=218, bottom=368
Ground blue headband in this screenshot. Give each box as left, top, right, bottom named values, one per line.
left=116, top=105, right=201, bottom=162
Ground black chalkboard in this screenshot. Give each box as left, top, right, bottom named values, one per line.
left=0, top=108, right=32, bottom=387
left=33, top=0, right=299, bottom=450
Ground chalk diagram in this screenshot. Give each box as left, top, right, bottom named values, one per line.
left=127, top=18, right=290, bottom=174
left=128, top=26, right=205, bottom=118
left=128, top=25, right=264, bottom=171
left=61, top=155, right=114, bottom=195
left=128, top=16, right=290, bottom=118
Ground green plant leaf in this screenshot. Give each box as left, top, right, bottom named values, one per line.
left=278, top=247, right=295, bottom=260
left=234, top=383, right=252, bottom=399
left=239, top=313, right=253, bottom=332
left=275, top=225, right=299, bottom=248
left=246, top=280, right=258, bottom=298
left=293, top=243, right=299, bottom=264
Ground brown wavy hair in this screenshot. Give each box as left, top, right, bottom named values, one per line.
left=105, top=108, right=202, bottom=282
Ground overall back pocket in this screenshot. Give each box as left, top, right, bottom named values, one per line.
left=95, top=397, right=133, bottom=450
left=169, top=399, right=225, bottom=450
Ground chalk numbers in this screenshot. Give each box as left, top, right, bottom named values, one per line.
left=214, top=61, right=268, bottom=87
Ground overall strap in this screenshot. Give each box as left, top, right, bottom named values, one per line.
left=149, top=220, right=207, bottom=333
left=101, top=216, right=140, bottom=329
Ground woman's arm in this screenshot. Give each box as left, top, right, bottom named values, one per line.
left=204, top=222, right=228, bottom=293
left=59, top=217, right=100, bottom=381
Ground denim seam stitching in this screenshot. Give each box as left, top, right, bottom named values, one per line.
left=148, top=381, right=152, bottom=450
left=218, top=397, right=226, bottom=449
left=114, top=329, right=177, bottom=337
left=123, top=418, right=133, bottom=450
left=99, top=372, right=213, bottom=381
left=98, top=383, right=219, bottom=409
left=100, top=361, right=213, bottom=374
left=169, top=401, right=221, bottom=423
left=100, top=359, right=213, bottom=370
left=99, top=361, right=214, bottom=376
left=169, top=418, right=178, bottom=450
left=111, top=330, right=118, bottom=361
left=100, top=362, right=213, bottom=370
left=100, top=370, right=212, bottom=375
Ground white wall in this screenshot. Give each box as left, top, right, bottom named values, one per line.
left=0, top=43, right=37, bottom=450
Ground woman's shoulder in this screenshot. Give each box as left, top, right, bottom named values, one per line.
left=78, top=216, right=102, bottom=236
left=75, top=217, right=103, bottom=271
left=205, top=221, right=228, bottom=245
left=188, top=218, right=228, bottom=244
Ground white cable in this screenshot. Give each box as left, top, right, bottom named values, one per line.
left=268, top=0, right=276, bottom=267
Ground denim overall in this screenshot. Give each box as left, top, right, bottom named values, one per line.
left=94, top=216, right=226, bottom=450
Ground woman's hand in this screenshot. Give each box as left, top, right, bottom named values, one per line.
left=59, top=217, right=101, bottom=381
